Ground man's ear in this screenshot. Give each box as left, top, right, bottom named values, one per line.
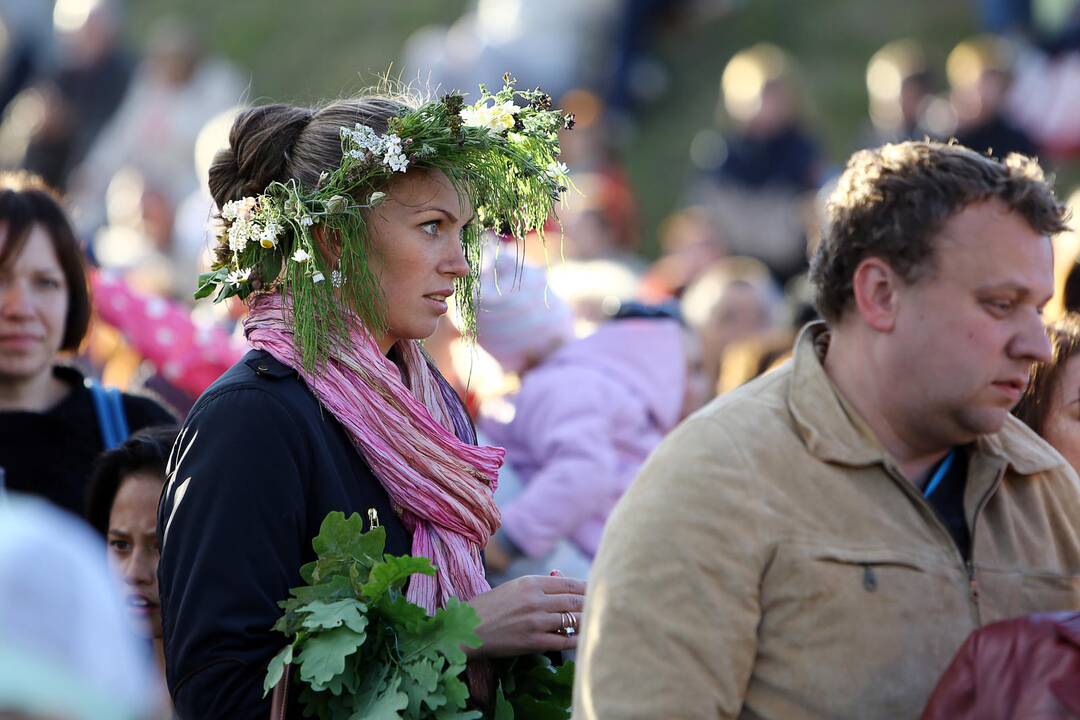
left=851, top=257, right=901, bottom=332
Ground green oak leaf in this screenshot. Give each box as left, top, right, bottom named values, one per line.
left=297, top=625, right=366, bottom=691
left=508, top=696, right=571, bottom=720
left=360, top=554, right=435, bottom=602
left=300, top=598, right=369, bottom=634
left=400, top=656, right=444, bottom=715
left=262, top=643, right=293, bottom=698
left=377, top=594, right=429, bottom=631
left=440, top=665, right=471, bottom=710
left=312, top=512, right=386, bottom=569
left=348, top=670, right=409, bottom=720
left=399, top=598, right=481, bottom=666
left=274, top=576, right=354, bottom=636
left=493, top=685, right=514, bottom=720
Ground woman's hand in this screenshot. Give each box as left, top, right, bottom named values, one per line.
left=466, top=574, right=586, bottom=658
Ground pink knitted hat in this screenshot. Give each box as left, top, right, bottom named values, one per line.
left=474, top=252, right=576, bottom=375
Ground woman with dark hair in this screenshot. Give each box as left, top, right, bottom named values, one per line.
left=157, top=83, right=585, bottom=718
left=0, top=171, right=174, bottom=515
left=86, top=424, right=179, bottom=716
left=1012, top=313, right=1080, bottom=472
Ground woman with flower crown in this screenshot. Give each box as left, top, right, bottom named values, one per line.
left=155, top=82, right=584, bottom=719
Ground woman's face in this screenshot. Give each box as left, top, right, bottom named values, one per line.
left=1042, top=355, right=1080, bottom=473
left=0, top=224, right=68, bottom=385
left=365, top=169, right=472, bottom=353
left=107, top=473, right=163, bottom=640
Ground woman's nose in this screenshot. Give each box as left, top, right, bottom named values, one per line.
left=0, top=280, right=33, bottom=318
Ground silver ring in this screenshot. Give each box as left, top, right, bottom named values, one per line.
left=561, top=611, right=576, bottom=637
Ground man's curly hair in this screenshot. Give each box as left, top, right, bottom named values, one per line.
left=810, top=141, right=1070, bottom=322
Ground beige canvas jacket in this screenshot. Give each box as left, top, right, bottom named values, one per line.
left=574, top=324, right=1080, bottom=720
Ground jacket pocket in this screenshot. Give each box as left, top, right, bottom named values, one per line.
left=762, top=544, right=966, bottom=635
left=757, top=544, right=973, bottom=717
left=978, top=570, right=1080, bottom=619
left=1021, top=572, right=1080, bottom=613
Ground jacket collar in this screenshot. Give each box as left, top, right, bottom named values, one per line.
left=787, top=322, right=1065, bottom=475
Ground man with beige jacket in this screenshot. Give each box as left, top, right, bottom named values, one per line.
left=574, top=141, right=1080, bottom=719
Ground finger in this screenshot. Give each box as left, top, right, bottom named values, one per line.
left=533, top=627, right=579, bottom=653
left=538, top=576, right=586, bottom=596
left=540, top=592, right=586, bottom=613
left=545, top=610, right=582, bottom=636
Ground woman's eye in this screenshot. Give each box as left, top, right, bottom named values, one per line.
left=985, top=299, right=1014, bottom=314
left=109, top=539, right=131, bottom=552
left=420, top=221, right=440, bottom=236
left=35, top=277, right=62, bottom=290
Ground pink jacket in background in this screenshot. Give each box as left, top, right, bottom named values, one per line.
left=90, top=271, right=247, bottom=397
left=482, top=318, right=686, bottom=559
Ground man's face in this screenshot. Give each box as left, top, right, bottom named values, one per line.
left=887, top=200, right=1054, bottom=447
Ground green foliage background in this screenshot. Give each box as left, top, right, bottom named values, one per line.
left=131, top=1, right=981, bottom=256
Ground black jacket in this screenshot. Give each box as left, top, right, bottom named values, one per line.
left=157, top=350, right=412, bottom=719
left=0, top=365, right=175, bottom=515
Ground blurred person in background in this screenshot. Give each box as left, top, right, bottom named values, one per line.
left=690, top=43, right=823, bottom=282
left=401, top=0, right=620, bottom=108
left=479, top=256, right=708, bottom=577
left=680, top=255, right=782, bottom=398
left=20, top=0, right=134, bottom=191
left=639, top=205, right=729, bottom=301
left=0, top=2, right=55, bottom=116
left=863, top=39, right=934, bottom=147
left=69, top=15, right=244, bottom=240
left=0, top=172, right=174, bottom=516
left=947, top=34, right=1037, bottom=158
left=86, top=424, right=179, bottom=714
left=0, top=494, right=162, bottom=720
left=1014, top=314, right=1080, bottom=472
left=460, top=251, right=590, bottom=582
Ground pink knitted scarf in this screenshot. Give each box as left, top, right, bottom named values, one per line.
left=244, top=293, right=503, bottom=613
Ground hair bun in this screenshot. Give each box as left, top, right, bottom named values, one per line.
left=208, top=104, right=313, bottom=208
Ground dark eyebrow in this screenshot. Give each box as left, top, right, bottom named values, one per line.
left=419, top=207, right=476, bottom=225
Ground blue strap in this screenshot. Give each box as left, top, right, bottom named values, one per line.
left=923, top=449, right=956, bottom=499
left=86, top=380, right=128, bottom=450
left=105, top=387, right=129, bottom=443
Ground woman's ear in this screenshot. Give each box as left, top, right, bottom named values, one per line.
left=310, top=225, right=339, bottom=266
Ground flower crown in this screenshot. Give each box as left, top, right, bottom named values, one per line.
left=197, top=76, right=573, bottom=369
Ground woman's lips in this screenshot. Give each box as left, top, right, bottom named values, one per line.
left=0, top=334, right=42, bottom=350
left=424, top=294, right=450, bottom=314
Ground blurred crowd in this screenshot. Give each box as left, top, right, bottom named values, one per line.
left=5, top=0, right=1080, bottom=716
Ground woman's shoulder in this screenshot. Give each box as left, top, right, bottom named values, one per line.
left=180, top=349, right=326, bottom=440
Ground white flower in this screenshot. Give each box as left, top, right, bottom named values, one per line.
left=545, top=161, right=569, bottom=178
left=385, top=152, right=408, bottom=173
left=312, top=271, right=326, bottom=284
left=460, top=100, right=520, bottom=133
left=300, top=216, right=314, bottom=227
left=221, top=197, right=256, bottom=222
left=227, top=220, right=251, bottom=252
left=367, top=191, right=387, bottom=205
left=291, top=248, right=311, bottom=263
left=259, top=222, right=281, bottom=249
left=226, top=268, right=251, bottom=287
left=345, top=124, right=384, bottom=154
